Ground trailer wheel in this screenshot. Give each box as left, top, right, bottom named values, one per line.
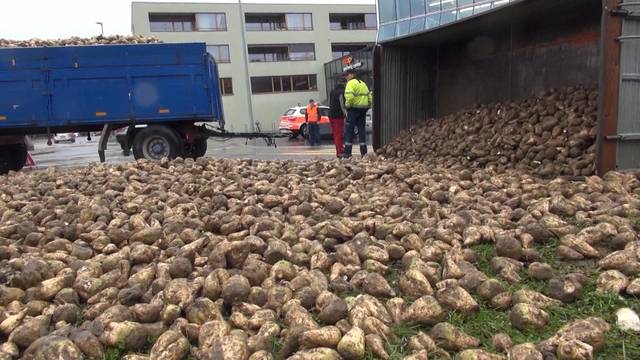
left=0, top=143, right=28, bottom=175
left=132, top=125, right=183, bottom=161
left=186, top=138, right=207, bottom=159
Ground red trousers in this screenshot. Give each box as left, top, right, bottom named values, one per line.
left=329, top=117, right=345, bottom=156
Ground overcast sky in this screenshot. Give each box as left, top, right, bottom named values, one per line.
left=0, top=0, right=377, bottom=40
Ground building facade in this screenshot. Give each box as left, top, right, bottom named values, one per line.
left=377, top=0, right=515, bottom=42
left=132, top=2, right=377, bottom=132
left=324, top=45, right=374, bottom=102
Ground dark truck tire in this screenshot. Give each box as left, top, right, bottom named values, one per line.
left=132, top=125, right=183, bottom=161
left=0, top=143, right=28, bottom=174
left=185, top=138, right=207, bottom=159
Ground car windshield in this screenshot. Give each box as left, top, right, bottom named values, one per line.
left=284, top=109, right=296, bottom=116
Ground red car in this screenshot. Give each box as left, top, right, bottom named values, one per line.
left=279, top=106, right=331, bottom=139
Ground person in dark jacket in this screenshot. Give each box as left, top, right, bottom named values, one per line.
left=328, top=82, right=347, bottom=158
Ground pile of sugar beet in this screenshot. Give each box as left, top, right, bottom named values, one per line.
left=0, top=35, right=161, bottom=48
left=0, top=155, right=639, bottom=360
left=379, top=86, right=598, bottom=178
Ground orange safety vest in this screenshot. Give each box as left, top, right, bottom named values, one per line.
left=306, top=104, right=319, bottom=122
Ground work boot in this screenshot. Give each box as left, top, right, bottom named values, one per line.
left=359, top=144, right=368, bottom=158
left=343, top=144, right=353, bottom=158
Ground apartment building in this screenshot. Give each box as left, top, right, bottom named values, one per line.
left=131, top=2, right=377, bottom=132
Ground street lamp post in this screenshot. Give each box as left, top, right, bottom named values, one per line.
left=96, top=22, right=104, bottom=36
left=238, top=0, right=256, bottom=132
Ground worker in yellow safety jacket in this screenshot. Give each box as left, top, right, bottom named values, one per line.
left=343, top=69, right=372, bottom=158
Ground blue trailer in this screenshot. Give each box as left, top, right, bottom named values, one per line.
left=0, top=42, right=279, bottom=173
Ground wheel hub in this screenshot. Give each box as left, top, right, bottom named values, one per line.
left=143, top=137, right=170, bottom=160
left=152, top=142, right=164, bottom=153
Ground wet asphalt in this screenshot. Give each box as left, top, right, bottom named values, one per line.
left=28, top=134, right=373, bottom=171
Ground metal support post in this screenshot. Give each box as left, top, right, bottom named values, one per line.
left=98, top=124, right=112, bottom=163
left=597, top=0, right=623, bottom=174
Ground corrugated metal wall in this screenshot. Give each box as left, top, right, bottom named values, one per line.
left=375, top=47, right=435, bottom=148
left=616, top=1, right=640, bottom=169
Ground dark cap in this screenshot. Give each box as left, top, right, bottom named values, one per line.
left=309, top=99, right=315, bottom=103
left=345, top=68, right=357, bottom=75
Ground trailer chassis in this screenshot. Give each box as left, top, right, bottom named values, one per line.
left=98, top=122, right=288, bottom=163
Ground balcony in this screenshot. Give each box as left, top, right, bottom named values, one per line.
left=149, top=13, right=227, bottom=32
left=329, top=13, right=377, bottom=30
left=248, top=44, right=315, bottom=62
left=245, top=13, right=313, bottom=31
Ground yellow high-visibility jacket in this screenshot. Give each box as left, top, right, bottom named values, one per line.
left=344, top=78, right=372, bottom=109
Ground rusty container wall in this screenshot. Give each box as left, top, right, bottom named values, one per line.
left=434, top=5, right=601, bottom=116
left=375, top=0, right=603, bottom=149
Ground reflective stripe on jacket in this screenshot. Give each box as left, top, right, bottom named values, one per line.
left=306, top=104, right=319, bottom=122
left=344, top=79, right=372, bottom=109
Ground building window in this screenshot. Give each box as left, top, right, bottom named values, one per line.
left=331, top=43, right=369, bottom=59
left=251, top=77, right=274, bottom=93
left=250, top=74, right=317, bottom=94
left=396, top=0, right=411, bottom=19
left=292, top=75, right=316, bottom=91
left=286, top=13, right=313, bottom=30
left=440, top=0, right=457, bottom=10
left=248, top=44, right=315, bottom=62
left=207, top=45, right=230, bottom=63
left=289, top=44, right=315, bottom=60
left=246, top=14, right=285, bottom=31
left=411, top=0, right=426, bottom=17
left=245, top=13, right=312, bottom=31
left=329, top=13, right=377, bottom=30
left=427, top=0, right=441, bottom=13
left=249, top=46, right=288, bottom=62
left=458, top=0, right=474, bottom=7
left=378, top=23, right=396, bottom=41
left=425, top=13, right=441, bottom=30
left=195, top=13, right=227, bottom=31
left=220, top=78, right=233, bottom=95
left=458, top=6, right=474, bottom=19
left=380, top=0, right=396, bottom=23
left=474, top=3, right=492, bottom=15
left=410, top=17, right=425, bottom=33
left=149, top=14, right=195, bottom=32
left=441, top=9, right=456, bottom=24
left=149, top=13, right=226, bottom=32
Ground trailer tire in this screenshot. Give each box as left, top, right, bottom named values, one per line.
left=185, top=138, right=207, bottom=159
left=184, top=138, right=207, bottom=159
left=132, top=125, right=183, bottom=161
left=0, top=143, right=28, bottom=175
